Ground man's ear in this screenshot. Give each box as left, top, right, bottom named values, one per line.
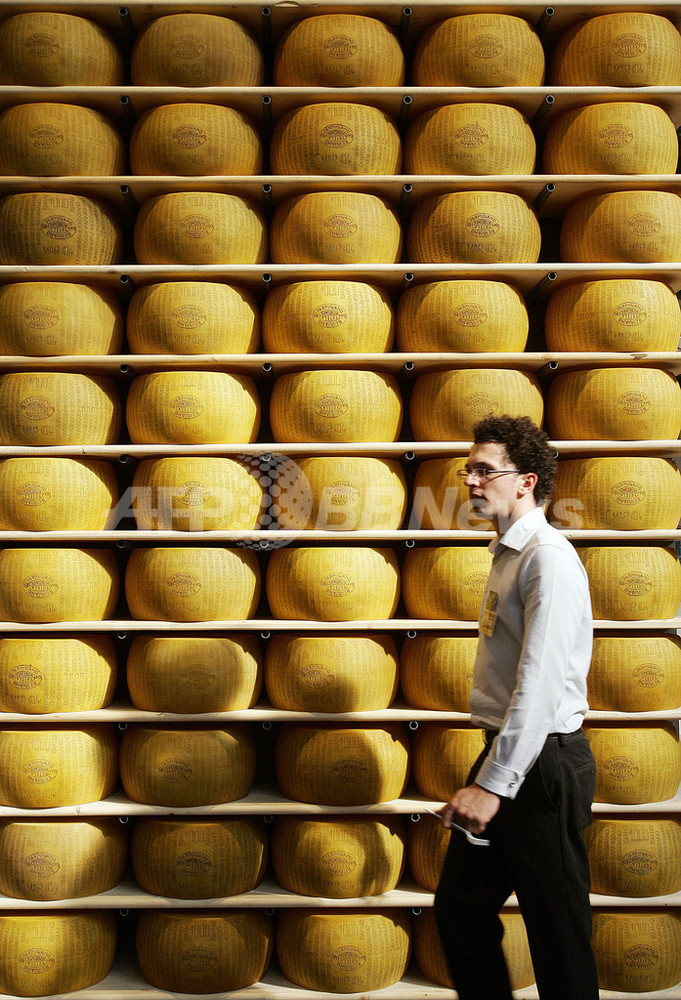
left=518, top=471, right=538, bottom=495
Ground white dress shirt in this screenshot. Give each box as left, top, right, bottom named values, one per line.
left=470, top=506, right=592, bottom=799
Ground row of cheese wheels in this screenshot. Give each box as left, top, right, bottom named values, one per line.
left=0, top=721, right=679, bottom=808
left=0, top=544, right=679, bottom=623
left=2, top=99, right=679, bottom=178
left=2, top=631, right=679, bottom=715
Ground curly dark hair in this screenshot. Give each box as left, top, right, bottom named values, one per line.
left=472, top=415, right=557, bottom=504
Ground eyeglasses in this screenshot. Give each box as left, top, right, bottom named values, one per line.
left=456, top=467, right=521, bottom=483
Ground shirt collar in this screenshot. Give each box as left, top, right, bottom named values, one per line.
left=488, top=506, right=546, bottom=554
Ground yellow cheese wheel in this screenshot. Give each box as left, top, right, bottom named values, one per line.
left=0, top=548, right=119, bottom=624
left=127, top=281, right=259, bottom=355
left=402, top=546, right=492, bottom=621
left=578, top=546, right=681, bottom=621
left=549, top=457, right=681, bottom=530
left=271, top=103, right=401, bottom=175
left=585, top=818, right=681, bottom=897
left=270, top=192, right=402, bottom=264
left=588, top=634, right=681, bottom=712
left=130, top=103, right=262, bottom=176
left=131, top=13, right=263, bottom=86
left=263, top=279, right=393, bottom=353
left=560, top=190, right=681, bottom=263
left=0, top=457, right=118, bottom=531
left=275, top=723, right=409, bottom=805
left=126, top=634, right=262, bottom=713
left=125, top=546, right=261, bottom=622
left=134, top=191, right=267, bottom=265
left=549, top=13, right=681, bottom=86
left=592, top=910, right=681, bottom=992
left=407, top=813, right=451, bottom=892
left=131, top=817, right=267, bottom=898
left=411, top=457, right=494, bottom=531
left=397, top=280, right=528, bottom=353
left=0, top=12, right=124, bottom=85
left=0, top=635, right=117, bottom=714
left=276, top=908, right=410, bottom=992
left=411, top=368, right=544, bottom=442
left=543, top=102, right=678, bottom=175
left=126, top=370, right=260, bottom=444
left=272, top=816, right=405, bottom=898
left=0, top=724, right=118, bottom=808
left=0, top=372, right=122, bottom=446
left=0, top=192, right=123, bottom=265
left=272, top=456, right=407, bottom=530
left=264, top=634, right=398, bottom=712
left=411, top=724, right=485, bottom=801
left=0, top=911, right=116, bottom=997
left=407, top=191, right=541, bottom=264
left=137, top=910, right=272, bottom=992
left=120, top=724, right=256, bottom=807
left=0, top=818, right=126, bottom=900
left=0, top=103, right=125, bottom=176
left=266, top=546, right=400, bottom=621
left=586, top=724, right=681, bottom=803
left=405, top=104, right=535, bottom=175
left=270, top=370, right=402, bottom=443
left=544, top=278, right=681, bottom=352
left=274, top=15, right=404, bottom=86
left=546, top=367, right=681, bottom=440
left=400, top=633, right=478, bottom=712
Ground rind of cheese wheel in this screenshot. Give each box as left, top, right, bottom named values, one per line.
left=0, top=192, right=123, bottom=265
left=411, top=724, right=486, bottom=800
left=591, top=909, right=681, bottom=992
left=0, top=12, right=124, bottom=85
left=560, top=190, right=681, bottom=263
left=0, top=372, right=122, bottom=446
left=0, top=547, right=119, bottom=624
left=0, top=103, right=126, bottom=176
left=577, top=545, right=681, bottom=621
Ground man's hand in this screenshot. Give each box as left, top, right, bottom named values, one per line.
left=440, top=782, right=500, bottom=834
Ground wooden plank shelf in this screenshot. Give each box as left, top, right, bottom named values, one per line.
left=0, top=530, right=679, bottom=543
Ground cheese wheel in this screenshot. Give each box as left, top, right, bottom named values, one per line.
left=411, top=369, right=544, bottom=442
left=126, top=370, right=260, bottom=444
left=272, top=816, right=405, bottom=897
left=0, top=724, right=118, bottom=808
left=397, top=280, right=528, bottom=353
left=262, top=280, right=394, bottom=353
left=0, top=103, right=125, bottom=176
left=273, top=456, right=407, bottom=530
left=127, top=634, right=262, bottom=713
left=585, top=818, right=681, bottom=897
left=0, top=12, right=124, bottom=85
left=588, top=634, right=681, bottom=712
left=586, top=724, right=681, bottom=804
left=400, top=633, right=478, bottom=712
left=0, top=548, right=119, bottom=624
left=0, top=372, right=122, bottom=446
left=264, top=634, right=398, bottom=712
left=120, top=724, right=256, bottom=806
left=134, top=191, right=267, bottom=265
left=0, top=911, right=116, bottom=996
left=560, top=190, right=681, bottom=263
left=274, top=15, right=404, bottom=86
left=550, top=457, right=681, bottom=530
left=137, top=910, right=272, bottom=993
left=543, top=103, right=678, bottom=175
left=550, top=13, right=681, bottom=86
left=412, top=724, right=485, bottom=801
left=577, top=546, right=681, bottom=621
left=402, top=546, right=492, bottom=621
left=276, top=908, right=410, bottom=992
left=544, top=278, right=681, bottom=352
left=0, top=457, right=118, bottom=531
left=270, top=370, right=402, bottom=443
left=592, top=910, right=681, bottom=992
left=271, top=103, right=401, bottom=175
left=407, top=191, right=541, bottom=264
left=125, top=547, right=261, bottom=622
left=266, top=546, right=400, bottom=621
left=0, top=192, right=123, bottom=265
left=0, top=818, right=126, bottom=900
left=131, top=817, right=267, bottom=898
left=546, top=368, right=681, bottom=440
left=0, top=635, right=117, bottom=714
left=131, top=13, right=263, bottom=86
left=275, top=723, right=409, bottom=805
left=270, top=192, right=402, bottom=264
left=405, top=104, right=535, bottom=175
left=130, top=103, right=262, bottom=176
left=407, top=813, right=451, bottom=891
left=127, top=281, right=259, bottom=355
left=411, top=457, right=494, bottom=531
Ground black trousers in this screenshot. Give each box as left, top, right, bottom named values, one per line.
left=433, top=730, right=600, bottom=1000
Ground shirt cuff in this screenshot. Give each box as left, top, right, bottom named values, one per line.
left=475, top=755, right=524, bottom=799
